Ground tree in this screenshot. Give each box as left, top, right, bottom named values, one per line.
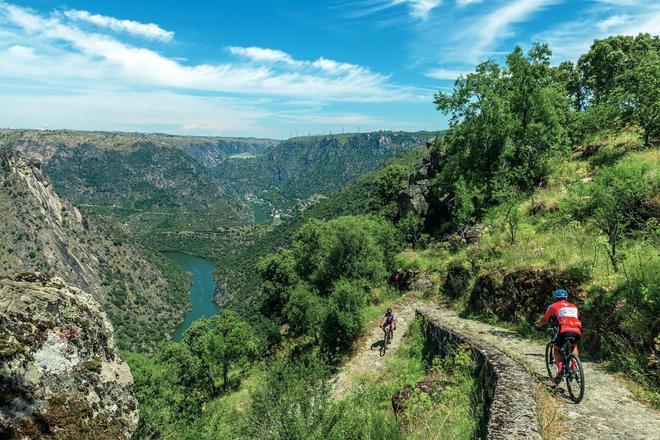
left=322, top=279, right=367, bottom=354
left=432, top=43, right=570, bottom=225
left=182, top=310, right=259, bottom=391
left=398, top=211, right=423, bottom=247
left=564, top=161, right=653, bottom=271
left=614, top=50, right=660, bottom=146
left=257, top=249, right=299, bottom=318
left=293, top=216, right=400, bottom=294
left=283, top=283, right=327, bottom=340
left=373, top=164, right=409, bottom=219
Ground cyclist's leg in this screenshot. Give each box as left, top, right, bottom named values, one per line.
left=553, top=343, right=562, bottom=368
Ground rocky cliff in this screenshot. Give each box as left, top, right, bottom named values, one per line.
left=0, top=149, right=187, bottom=351
left=0, top=273, right=138, bottom=439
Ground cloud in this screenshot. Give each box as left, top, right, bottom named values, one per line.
left=596, top=15, right=630, bottom=31
left=465, top=0, right=558, bottom=62
left=455, top=0, right=482, bottom=6
left=5, top=44, right=34, bottom=58
left=0, top=3, right=423, bottom=103
left=227, top=46, right=299, bottom=65
left=344, top=0, right=441, bottom=21
left=425, top=68, right=468, bottom=79
left=63, top=9, right=174, bottom=42
left=407, top=0, right=442, bottom=20
left=535, top=1, right=660, bottom=60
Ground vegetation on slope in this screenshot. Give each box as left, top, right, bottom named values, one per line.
left=216, top=131, right=438, bottom=214
left=0, top=149, right=189, bottom=351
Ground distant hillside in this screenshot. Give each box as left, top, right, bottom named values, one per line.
left=212, top=145, right=431, bottom=309
left=216, top=131, right=439, bottom=215
left=0, top=149, right=188, bottom=351
left=0, top=129, right=280, bottom=234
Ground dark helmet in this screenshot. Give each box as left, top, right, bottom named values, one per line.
left=553, top=288, right=568, bottom=300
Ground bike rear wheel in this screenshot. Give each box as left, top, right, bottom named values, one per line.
left=566, top=354, right=585, bottom=403
left=545, top=342, right=558, bottom=382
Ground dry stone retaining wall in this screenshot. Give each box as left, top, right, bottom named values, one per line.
left=417, top=307, right=541, bottom=440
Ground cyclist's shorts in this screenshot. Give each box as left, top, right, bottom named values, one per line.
left=555, top=331, right=581, bottom=347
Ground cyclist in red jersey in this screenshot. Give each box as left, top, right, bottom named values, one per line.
left=537, top=288, right=582, bottom=376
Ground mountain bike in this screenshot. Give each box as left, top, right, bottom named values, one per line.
left=383, top=324, right=394, bottom=345
left=545, top=327, right=585, bottom=403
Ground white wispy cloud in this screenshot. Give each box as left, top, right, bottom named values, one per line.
left=5, top=44, right=34, bottom=58
left=344, top=0, right=441, bottom=21
left=465, top=0, right=558, bottom=63
left=227, top=46, right=300, bottom=65
left=455, top=0, right=483, bottom=7
left=407, top=0, right=442, bottom=19
left=63, top=9, right=174, bottom=42
left=535, top=1, right=660, bottom=60
left=0, top=3, right=423, bottom=103
left=425, top=68, right=468, bottom=79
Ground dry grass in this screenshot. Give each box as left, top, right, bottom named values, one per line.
left=535, top=383, right=565, bottom=440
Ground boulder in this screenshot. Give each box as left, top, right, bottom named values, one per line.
left=0, top=273, right=138, bottom=439
left=397, top=181, right=430, bottom=218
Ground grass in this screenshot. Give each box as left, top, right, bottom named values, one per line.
left=341, top=317, right=484, bottom=439
left=396, top=130, right=659, bottom=410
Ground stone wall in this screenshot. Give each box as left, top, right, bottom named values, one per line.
left=417, top=307, right=541, bottom=440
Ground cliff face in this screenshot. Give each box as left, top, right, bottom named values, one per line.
left=0, top=273, right=138, bottom=439
left=0, top=149, right=187, bottom=351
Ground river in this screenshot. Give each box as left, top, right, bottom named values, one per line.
left=164, top=253, right=219, bottom=341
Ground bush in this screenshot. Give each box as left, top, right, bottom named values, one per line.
left=321, top=279, right=367, bottom=355
left=293, top=216, right=400, bottom=294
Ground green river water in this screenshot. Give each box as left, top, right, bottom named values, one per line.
left=165, top=253, right=219, bottom=341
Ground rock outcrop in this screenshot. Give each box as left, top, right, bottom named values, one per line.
left=0, top=273, right=138, bottom=439
left=468, top=267, right=588, bottom=323
left=0, top=149, right=187, bottom=351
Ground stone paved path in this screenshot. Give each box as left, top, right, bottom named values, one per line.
left=417, top=304, right=660, bottom=440
left=330, top=298, right=419, bottom=399
left=332, top=297, right=660, bottom=439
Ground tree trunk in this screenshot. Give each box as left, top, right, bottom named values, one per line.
left=607, top=238, right=618, bottom=272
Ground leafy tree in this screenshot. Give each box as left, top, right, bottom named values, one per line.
left=564, top=161, right=654, bottom=271
left=284, top=283, right=327, bottom=339
left=577, top=34, right=660, bottom=105
left=257, top=249, right=299, bottom=318
left=432, top=43, right=570, bottom=225
left=372, top=164, right=409, bottom=218
left=322, top=279, right=367, bottom=354
left=293, top=216, right=400, bottom=294
left=576, top=33, right=660, bottom=140
left=398, top=211, right=424, bottom=247
left=182, top=310, right=260, bottom=390
left=613, top=49, right=660, bottom=145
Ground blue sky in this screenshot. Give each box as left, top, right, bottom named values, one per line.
left=0, top=1, right=658, bottom=138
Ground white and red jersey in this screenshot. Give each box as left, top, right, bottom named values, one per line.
left=544, top=300, right=582, bottom=334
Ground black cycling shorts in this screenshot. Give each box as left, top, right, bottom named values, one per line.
left=554, top=331, right=581, bottom=347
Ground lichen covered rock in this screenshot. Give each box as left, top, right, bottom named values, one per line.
left=0, top=273, right=138, bottom=439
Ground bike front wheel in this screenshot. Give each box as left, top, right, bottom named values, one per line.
left=566, top=354, right=585, bottom=403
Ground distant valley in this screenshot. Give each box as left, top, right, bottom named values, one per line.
left=0, top=128, right=437, bottom=346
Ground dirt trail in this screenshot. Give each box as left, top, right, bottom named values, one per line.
left=415, top=304, right=660, bottom=440
left=332, top=298, right=660, bottom=439
left=330, top=299, right=419, bottom=399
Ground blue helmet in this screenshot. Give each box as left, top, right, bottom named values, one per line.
left=553, top=288, right=568, bottom=300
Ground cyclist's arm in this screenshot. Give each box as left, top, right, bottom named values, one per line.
left=537, top=305, right=554, bottom=327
